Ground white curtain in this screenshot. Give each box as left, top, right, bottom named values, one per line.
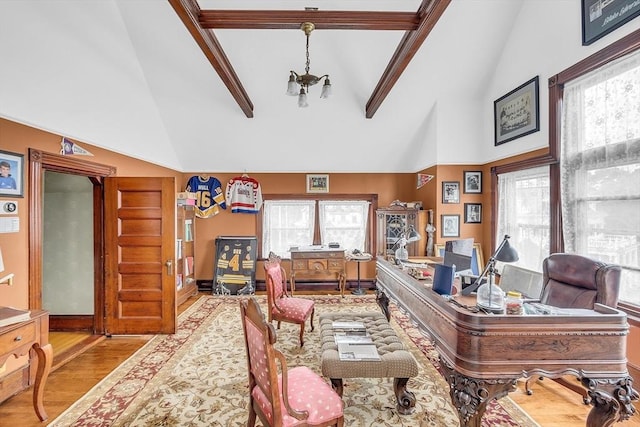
left=497, top=165, right=550, bottom=272
left=262, top=200, right=315, bottom=258
left=318, top=200, right=370, bottom=252
left=561, top=49, right=640, bottom=305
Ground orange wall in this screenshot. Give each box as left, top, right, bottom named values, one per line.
left=2, top=118, right=638, bottom=373
left=0, top=118, right=182, bottom=309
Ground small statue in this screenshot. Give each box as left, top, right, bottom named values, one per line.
left=426, top=209, right=436, bottom=256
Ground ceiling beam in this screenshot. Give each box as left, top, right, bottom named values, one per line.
left=198, top=10, right=420, bottom=31
left=366, top=0, right=451, bottom=118
left=169, top=0, right=254, bottom=118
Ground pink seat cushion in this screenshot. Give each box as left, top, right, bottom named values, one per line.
left=252, top=366, right=344, bottom=426
left=273, top=297, right=314, bottom=322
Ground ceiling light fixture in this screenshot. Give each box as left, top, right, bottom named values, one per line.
left=286, top=22, right=331, bottom=108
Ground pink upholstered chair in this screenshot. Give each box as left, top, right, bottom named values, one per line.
left=264, top=253, right=315, bottom=346
left=525, top=253, right=621, bottom=402
left=240, top=297, right=344, bottom=427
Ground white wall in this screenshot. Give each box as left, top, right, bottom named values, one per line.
left=480, top=0, right=640, bottom=164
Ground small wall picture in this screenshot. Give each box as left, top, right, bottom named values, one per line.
left=442, top=181, right=460, bottom=204
left=441, top=214, right=460, bottom=238
left=494, top=76, right=540, bottom=146
left=464, top=203, right=482, bottom=224
left=306, top=174, right=329, bottom=193
left=464, top=171, right=482, bottom=194
left=0, top=150, right=24, bottom=197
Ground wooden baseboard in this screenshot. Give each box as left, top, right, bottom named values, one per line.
left=50, top=315, right=94, bottom=331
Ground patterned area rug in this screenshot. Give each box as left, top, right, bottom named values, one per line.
left=50, top=295, right=539, bottom=426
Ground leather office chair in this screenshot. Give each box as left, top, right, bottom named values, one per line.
left=525, top=253, right=621, bottom=402
left=264, top=252, right=315, bottom=346
left=240, top=297, right=344, bottom=427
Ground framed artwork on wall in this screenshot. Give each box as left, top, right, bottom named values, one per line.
left=581, top=0, right=640, bottom=46
left=441, top=214, right=460, bottom=238
left=494, top=76, right=540, bottom=146
left=464, top=203, right=482, bottom=224
left=463, top=171, right=482, bottom=194
left=306, top=174, right=329, bottom=193
left=0, top=150, right=24, bottom=197
left=442, top=181, right=460, bottom=204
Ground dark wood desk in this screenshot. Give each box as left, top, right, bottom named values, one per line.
left=376, top=258, right=638, bottom=427
left=0, top=310, right=52, bottom=421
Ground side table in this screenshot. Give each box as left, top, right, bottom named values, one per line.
left=347, top=255, right=372, bottom=295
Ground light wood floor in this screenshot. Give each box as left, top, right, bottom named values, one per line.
left=0, top=292, right=638, bottom=426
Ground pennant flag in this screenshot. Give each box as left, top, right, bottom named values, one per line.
left=416, top=173, right=434, bottom=189
left=60, top=137, right=93, bottom=156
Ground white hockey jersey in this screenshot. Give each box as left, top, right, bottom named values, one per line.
left=225, top=175, right=263, bottom=214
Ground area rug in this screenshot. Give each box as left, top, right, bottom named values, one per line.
left=50, top=295, right=539, bottom=426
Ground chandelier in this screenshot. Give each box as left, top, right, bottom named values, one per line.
left=286, top=22, right=331, bottom=108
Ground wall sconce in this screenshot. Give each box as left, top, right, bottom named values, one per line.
left=0, top=247, right=13, bottom=286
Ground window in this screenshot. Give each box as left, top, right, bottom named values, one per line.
left=560, top=49, right=640, bottom=306
left=496, top=166, right=550, bottom=271
left=260, top=196, right=374, bottom=258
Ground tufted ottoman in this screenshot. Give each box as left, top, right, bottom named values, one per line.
left=319, top=311, right=419, bottom=414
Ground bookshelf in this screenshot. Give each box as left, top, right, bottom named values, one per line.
left=176, top=202, right=198, bottom=305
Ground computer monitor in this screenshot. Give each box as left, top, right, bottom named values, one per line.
left=443, top=238, right=473, bottom=275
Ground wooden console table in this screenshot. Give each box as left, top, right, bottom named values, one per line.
left=290, top=248, right=346, bottom=297
left=0, top=310, right=52, bottom=421
left=375, top=258, right=638, bottom=427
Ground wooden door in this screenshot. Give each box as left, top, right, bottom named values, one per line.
left=104, top=177, right=176, bottom=335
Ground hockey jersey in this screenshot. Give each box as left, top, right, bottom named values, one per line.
left=186, top=175, right=226, bottom=218
left=225, top=175, right=263, bottom=214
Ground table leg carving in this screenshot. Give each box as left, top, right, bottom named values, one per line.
left=583, top=376, right=639, bottom=427
left=330, top=378, right=344, bottom=397
left=441, top=356, right=516, bottom=427
left=376, top=289, right=391, bottom=322
left=394, top=377, right=416, bottom=414
left=32, top=342, right=53, bottom=421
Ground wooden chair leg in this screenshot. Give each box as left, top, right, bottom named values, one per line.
left=299, top=323, right=305, bottom=347
left=309, top=309, right=315, bottom=332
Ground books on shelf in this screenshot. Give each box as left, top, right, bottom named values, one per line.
left=185, top=256, right=194, bottom=276
left=184, top=220, right=193, bottom=242
left=337, top=342, right=380, bottom=361
left=0, top=306, right=31, bottom=327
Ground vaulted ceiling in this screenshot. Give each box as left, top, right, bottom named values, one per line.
left=0, top=0, right=524, bottom=173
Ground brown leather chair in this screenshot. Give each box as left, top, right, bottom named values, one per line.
left=525, top=253, right=621, bottom=401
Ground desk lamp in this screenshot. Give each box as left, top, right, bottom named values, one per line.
left=393, top=225, right=421, bottom=262
left=461, top=235, right=518, bottom=313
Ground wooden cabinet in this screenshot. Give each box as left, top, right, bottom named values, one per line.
left=176, top=204, right=198, bottom=305
left=0, top=310, right=52, bottom=421
left=376, top=207, right=427, bottom=258
left=290, top=248, right=346, bottom=297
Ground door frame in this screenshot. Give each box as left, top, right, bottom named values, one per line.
left=28, top=148, right=116, bottom=334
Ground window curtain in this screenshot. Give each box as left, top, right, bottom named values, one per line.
left=497, top=166, right=550, bottom=271
left=262, top=200, right=316, bottom=258
left=561, top=49, right=640, bottom=305
left=318, top=200, right=370, bottom=252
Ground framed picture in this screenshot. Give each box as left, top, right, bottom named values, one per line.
left=306, top=174, right=329, bottom=193
left=464, top=203, right=482, bottom=224
left=463, top=171, right=482, bottom=194
left=442, top=181, right=460, bottom=204
left=494, top=76, right=539, bottom=146
left=441, top=214, right=460, bottom=238
left=434, top=242, right=485, bottom=276
left=582, top=0, right=640, bottom=46
left=0, top=150, right=24, bottom=197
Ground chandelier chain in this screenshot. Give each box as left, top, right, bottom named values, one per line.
left=305, top=33, right=310, bottom=76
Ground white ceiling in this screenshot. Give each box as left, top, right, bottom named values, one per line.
left=0, top=0, right=524, bottom=173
